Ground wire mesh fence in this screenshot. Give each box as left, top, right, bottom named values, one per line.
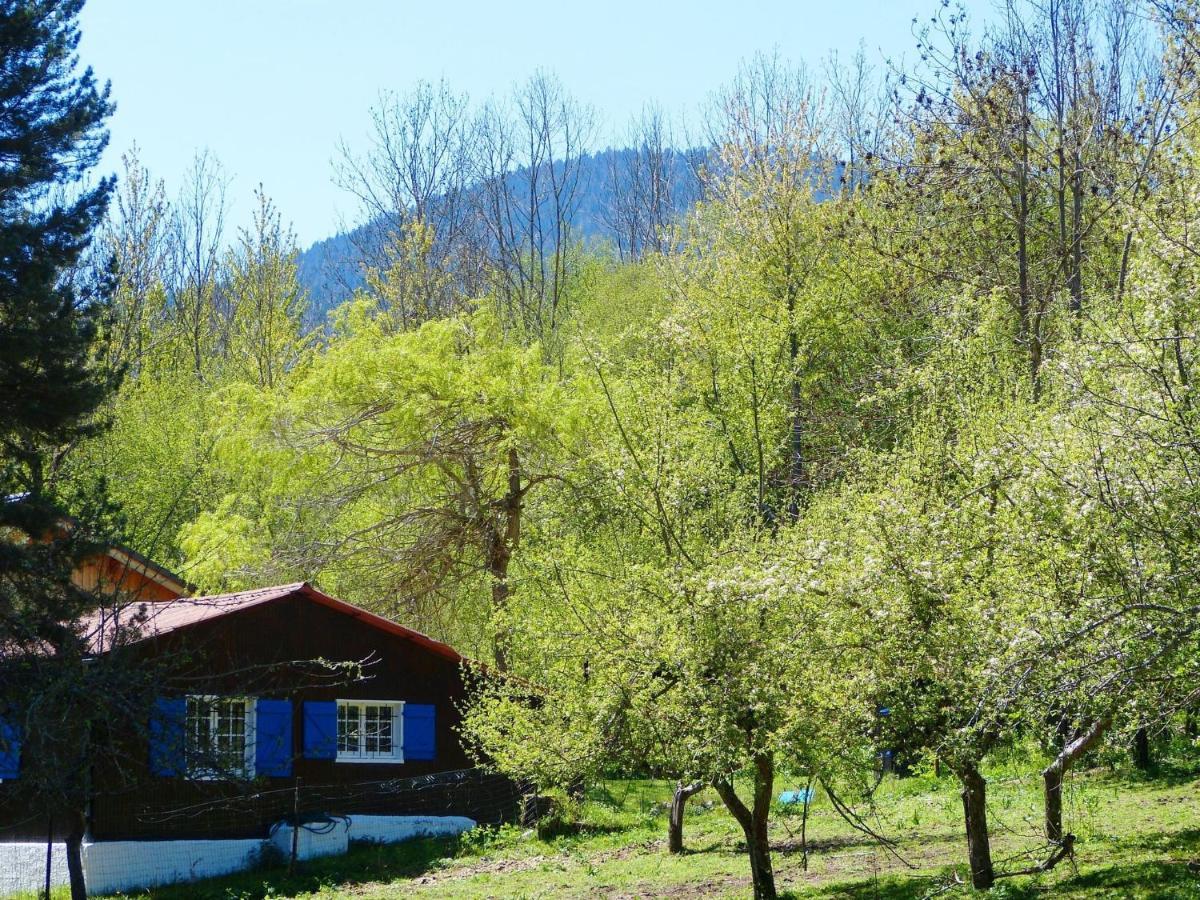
left=0, top=767, right=534, bottom=898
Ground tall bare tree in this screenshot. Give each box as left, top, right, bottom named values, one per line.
left=471, top=72, right=596, bottom=345
left=98, top=145, right=170, bottom=372
left=886, top=0, right=1178, bottom=397
left=826, top=43, right=892, bottom=195
left=166, top=150, right=229, bottom=378
left=602, top=105, right=699, bottom=259
left=336, top=80, right=481, bottom=326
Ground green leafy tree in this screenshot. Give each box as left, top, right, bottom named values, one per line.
left=225, top=186, right=309, bottom=388
left=463, top=532, right=872, bottom=900
left=181, top=302, right=576, bottom=665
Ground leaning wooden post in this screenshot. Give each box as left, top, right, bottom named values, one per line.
left=43, top=813, right=53, bottom=900
left=800, top=775, right=814, bottom=872
left=289, top=777, right=302, bottom=875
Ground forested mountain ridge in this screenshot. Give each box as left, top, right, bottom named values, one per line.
left=296, top=145, right=706, bottom=323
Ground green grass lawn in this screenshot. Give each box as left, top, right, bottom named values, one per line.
left=94, top=760, right=1200, bottom=899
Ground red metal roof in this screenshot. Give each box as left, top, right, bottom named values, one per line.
left=80, top=582, right=464, bottom=664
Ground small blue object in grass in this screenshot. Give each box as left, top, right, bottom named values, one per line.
left=878, top=707, right=891, bottom=717
left=778, top=788, right=814, bottom=805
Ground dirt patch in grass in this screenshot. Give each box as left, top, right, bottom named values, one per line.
left=621, top=876, right=753, bottom=898
left=408, top=853, right=555, bottom=885
left=403, top=838, right=671, bottom=890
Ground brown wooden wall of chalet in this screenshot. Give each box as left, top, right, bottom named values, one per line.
left=71, top=552, right=184, bottom=602
left=0, top=593, right=486, bottom=842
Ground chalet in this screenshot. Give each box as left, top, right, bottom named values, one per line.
left=70, top=540, right=194, bottom=602
left=0, top=581, right=521, bottom=894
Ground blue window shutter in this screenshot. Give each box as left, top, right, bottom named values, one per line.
left=403, top=704, right=436, bottom=761
left=255, top=699, right=293, bottom=777
left=302, top=701, right=337, bottom=759
left=149, top=697, right=186, bottom=777
left=0, top=717, right=20, bottom=780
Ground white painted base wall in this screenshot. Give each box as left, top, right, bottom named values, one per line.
left=347, top=815, right=475, bottom=844
left=82, top=839, right=264, bottom=895
left=269, top=819, right=349, bottom=860
left=0, top=842, right=69, bottom=894
left=0, top=815, right=475, bottom=894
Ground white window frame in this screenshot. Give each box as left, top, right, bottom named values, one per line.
left=335, top=699, right=405, bottom=764
left=185, top=695, right=256, bottom=781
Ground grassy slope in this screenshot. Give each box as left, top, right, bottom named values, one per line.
left=97, top=762, right=1200, bottom=899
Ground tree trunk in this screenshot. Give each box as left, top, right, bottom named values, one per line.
left=1043, top=762, right=1064, bottom=844
left=1043, top=715, right=1110, bottom=842
left=65, top=808, right=87, bottom=900
left=784, top=258, right=804, bottom=521
left=748, top=754, right=777, bottom=900
left=488, top=543, right=510, bottom=671
left=668, top=781, right=704, bottom=853
left=1068, top=155, right=1084, bottom=318
left=487, top=447, right=523, bottom=672
left=958, top=765, right=994, bottom=890
left=800, top=774, right=814, bottom=871
left=1132, top=727, right=1151, bottom=770
left=1116, top=231, right=1134, bottom=303
left=713, top=753, right=778, bottom=900
left=1015, top=90, right=1041, bottom=400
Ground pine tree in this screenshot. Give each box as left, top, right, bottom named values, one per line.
left=0, top=4, right=118, bottom=896
left=0, top=0, right=116, bottom=632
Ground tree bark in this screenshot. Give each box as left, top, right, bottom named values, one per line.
left=1068, top=155, right=1084, bottom=318
left=1043, top=715, right=1110, bottom=842
left=1015, top=89, right=1042, bottom=401
left=713, top=753, right=778, bottom=900
left=1043, top=762, right=1064, bottom=844
left=1132, top=727, right=1151, bottom=770
left=958, top=765, right=994, bottom=890
left=487, top=447, right=523, bottom=672
left=668, top=781, right=704, bottom=853
left=486, top=534, right=511, bottom=671
left=65, top=808, right=87, bottom=900
left=785, top=270, right=804, bottom=520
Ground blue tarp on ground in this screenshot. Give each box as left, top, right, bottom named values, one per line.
left=778, top=788, right=814, bottom=804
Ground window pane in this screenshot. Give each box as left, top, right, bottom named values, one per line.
left=337, top=702, right=356, bottom=754
left=186, top=697, right=247, bottom=777
left=364, top=705, right=392, bottom=755
left=186, top=697, right=210, bottom=751
left=214, top=700, right=246, bottom=765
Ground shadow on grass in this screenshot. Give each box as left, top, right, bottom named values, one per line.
left=119, top=834, right=466, bottom=900
left=1117, top=758, right=1200, bottom=788
left=1119, top=827, right=1200, bottom=856
left=774, top=829, right=958, bottom=858
left=536, top=820, right=631, bottom=840
left=786, top=869, right=957, bottom=900
left=1034, top=858, right=1200, bottom=899
left=586, top=783, right=619, bottom=806
left=797, top=855, right=1200, bottom=899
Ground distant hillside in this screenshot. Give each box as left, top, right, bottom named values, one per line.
left=296, top=228, right=368, bottom=326
left=295, top=146, right=705, bottom=324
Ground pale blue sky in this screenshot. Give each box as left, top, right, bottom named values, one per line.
left=79, top=0, right=993, bottom=245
